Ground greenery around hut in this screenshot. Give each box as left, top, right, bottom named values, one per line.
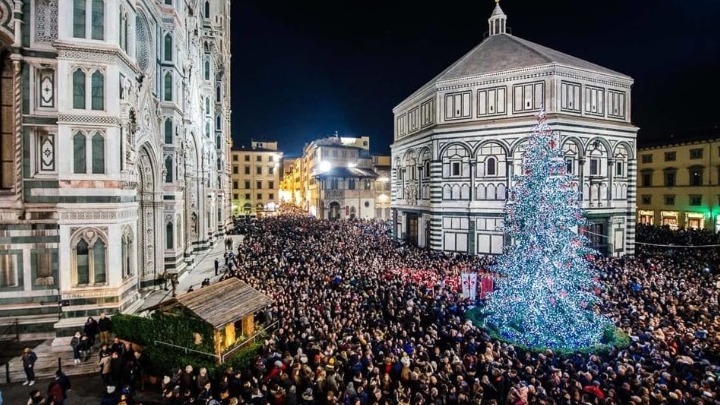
left=113, top=311, right=262, bottom=377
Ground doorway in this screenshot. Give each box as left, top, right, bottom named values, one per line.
left=328, top=202, right=341, bottom=221
left=406, top=213, right=419, bottom=246
left=584, top=220, right=608, bottom=255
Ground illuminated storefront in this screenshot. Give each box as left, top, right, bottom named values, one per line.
left=685, top=212, right=705, bottom=230
left=660, top=211, right=679, bottom=230
left=638, top=210, right=655, bottom=225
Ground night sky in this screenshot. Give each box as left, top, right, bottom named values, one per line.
left=230, top=0, right=720, bottom=156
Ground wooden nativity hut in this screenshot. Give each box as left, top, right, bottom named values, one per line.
left=150, top=278, right=273, bottom=360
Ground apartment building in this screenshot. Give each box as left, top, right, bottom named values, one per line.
left=637, top=136, right=720, bottom=231
left=231, top=141, right=283, bottom=216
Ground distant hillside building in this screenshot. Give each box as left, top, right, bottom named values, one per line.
left=391, top=2, right=638, bottom=256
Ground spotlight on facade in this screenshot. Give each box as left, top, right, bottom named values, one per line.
left=347, top=162, right=356, bottom=168
left=378, top=176, right=389, bottom=182
left=318, top=161, right=332, bottom=173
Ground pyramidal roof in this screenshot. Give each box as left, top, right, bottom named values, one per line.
left=434, top=33, right=631, bottom=83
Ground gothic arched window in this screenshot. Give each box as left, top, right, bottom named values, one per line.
left=91, top=70, right=104, bottom=110
left=91, top=132, right=105, bottom=174
left=73, top=132, right=86, bottom=173
left=164, top=118, right=173, bottom=144
left=164, top=33, right=173, bottom=62
left=165, top=156, right=173, bottom=183
left=72, top=69, right=86, bottom=109
left=164, top=72, right=173, bottom=102
left=73, top=231, right=108, bottom=286
left=166, top=222, right=174, bottom=249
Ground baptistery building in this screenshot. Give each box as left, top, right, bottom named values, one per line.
left=0, top=0, right=232, bottom=337
left=391, top=2, right=638, bottom=257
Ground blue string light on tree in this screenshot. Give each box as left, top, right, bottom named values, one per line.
left=480, top=109, right=611, bottom=351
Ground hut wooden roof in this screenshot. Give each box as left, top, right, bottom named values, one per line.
left=151, top=278, right=273, bottom=329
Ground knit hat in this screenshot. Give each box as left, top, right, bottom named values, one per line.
left=301, top=388, right=313, bottom=400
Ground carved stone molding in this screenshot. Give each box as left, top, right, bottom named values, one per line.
left=58, top=114, right=120, bottom=126
left=61, top=210, right=137, bottom=221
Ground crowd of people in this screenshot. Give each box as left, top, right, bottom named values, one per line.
left=143, top=211, right=719, bottom=405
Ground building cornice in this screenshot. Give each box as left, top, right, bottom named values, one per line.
left=54, top=41, right=141, bottom=76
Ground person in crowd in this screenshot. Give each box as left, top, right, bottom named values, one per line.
left=70, top=331, right=82, bottom=365
left=22, top=347, right=38, bottom=386
left=98, top=313, right=112, bottom=346
left=84, top=316, right=99, bottom=347
left=26, top=389, right=44, bottom=405
left=104, top=209, right=720, bottom=404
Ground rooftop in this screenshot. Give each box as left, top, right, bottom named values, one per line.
left=148, top=278, right=273, bottom=329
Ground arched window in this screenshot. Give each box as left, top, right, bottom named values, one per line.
left=119, top=11, right=128, bottom=51
left=76, top=239, right=89, bottom=284
left=73, top=132, right=86, bottom=173
left=164, top=33, right=173, bottom=62
left=204, top=0, right=210, bottom=18
left=72, top=70, right=86, bottom=109
left=91, top=71, right=104, bottom=110
left=486, top=157, right=497, bottom=176
left=215, top=84, right=221, bottom=102
left=73, top=231, right=108, bottom=286
left=164, top=119, right=173, bottom=144
left=121, top=230, right=133, bottom=279
left=91, top=132, right=105, bottom=174
left=93, top=240, right=106, bottom=283
left=205, top=122, right=210, bottom=138
left=215, top=115, right=221, bottom=130
left=176, top=214, right=182, bottom=249
left=165, top=156, right=173, bottom=183
left=163, top=72, right=173, bottom=102
left=205, top=98, right=210, bottom=114
left=91, top=0, right=105, bottom=40
left=73, top=0, right=86, bottom=38
left=204, top=59, right=210, bottom=80
left=166, top=222, right=174, bottom=249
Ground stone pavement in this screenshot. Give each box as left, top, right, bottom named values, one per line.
left=0, top=373, right=163, bottom=404
left=138, top=234, right=244, bottom=312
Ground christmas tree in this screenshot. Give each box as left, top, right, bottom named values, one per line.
left=482, top=110, right=610, bottom=351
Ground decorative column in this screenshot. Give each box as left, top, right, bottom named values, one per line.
left=11, top=57, right=23, bottom=210
left=625, top=159, right=637, bottom=256
left=12, top=1, right=22, bottom=47
left=606, top=159, right=615, bottom=207
left=578, top=158, right=586, bottom=202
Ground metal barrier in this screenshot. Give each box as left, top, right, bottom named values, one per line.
left=153, top=320, right=279, bottom=365
left=153, top=340, right=220, bottom=362
left=0, top=319, right=19, bottom=346
left=220, top=321, right=279, bottom=364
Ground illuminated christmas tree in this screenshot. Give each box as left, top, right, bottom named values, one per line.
left=482, top=110, right=610, bottom=351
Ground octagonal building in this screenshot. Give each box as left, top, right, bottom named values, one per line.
left=390, top=2, right=638, bottom=256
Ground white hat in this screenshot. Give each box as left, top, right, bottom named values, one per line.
left=107, top=386, right=116, bottom=394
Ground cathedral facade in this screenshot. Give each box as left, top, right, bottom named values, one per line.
left=0, top=0, right=232, bottom=337
left=391, top=3, right=638, bottom=257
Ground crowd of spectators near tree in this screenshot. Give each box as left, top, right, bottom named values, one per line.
left=47, top=210, right=720, bottom=405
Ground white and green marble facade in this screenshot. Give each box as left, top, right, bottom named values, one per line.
left=390, top=4, right=639, bottom=259
left=0, top=0, right=232, bottom=338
